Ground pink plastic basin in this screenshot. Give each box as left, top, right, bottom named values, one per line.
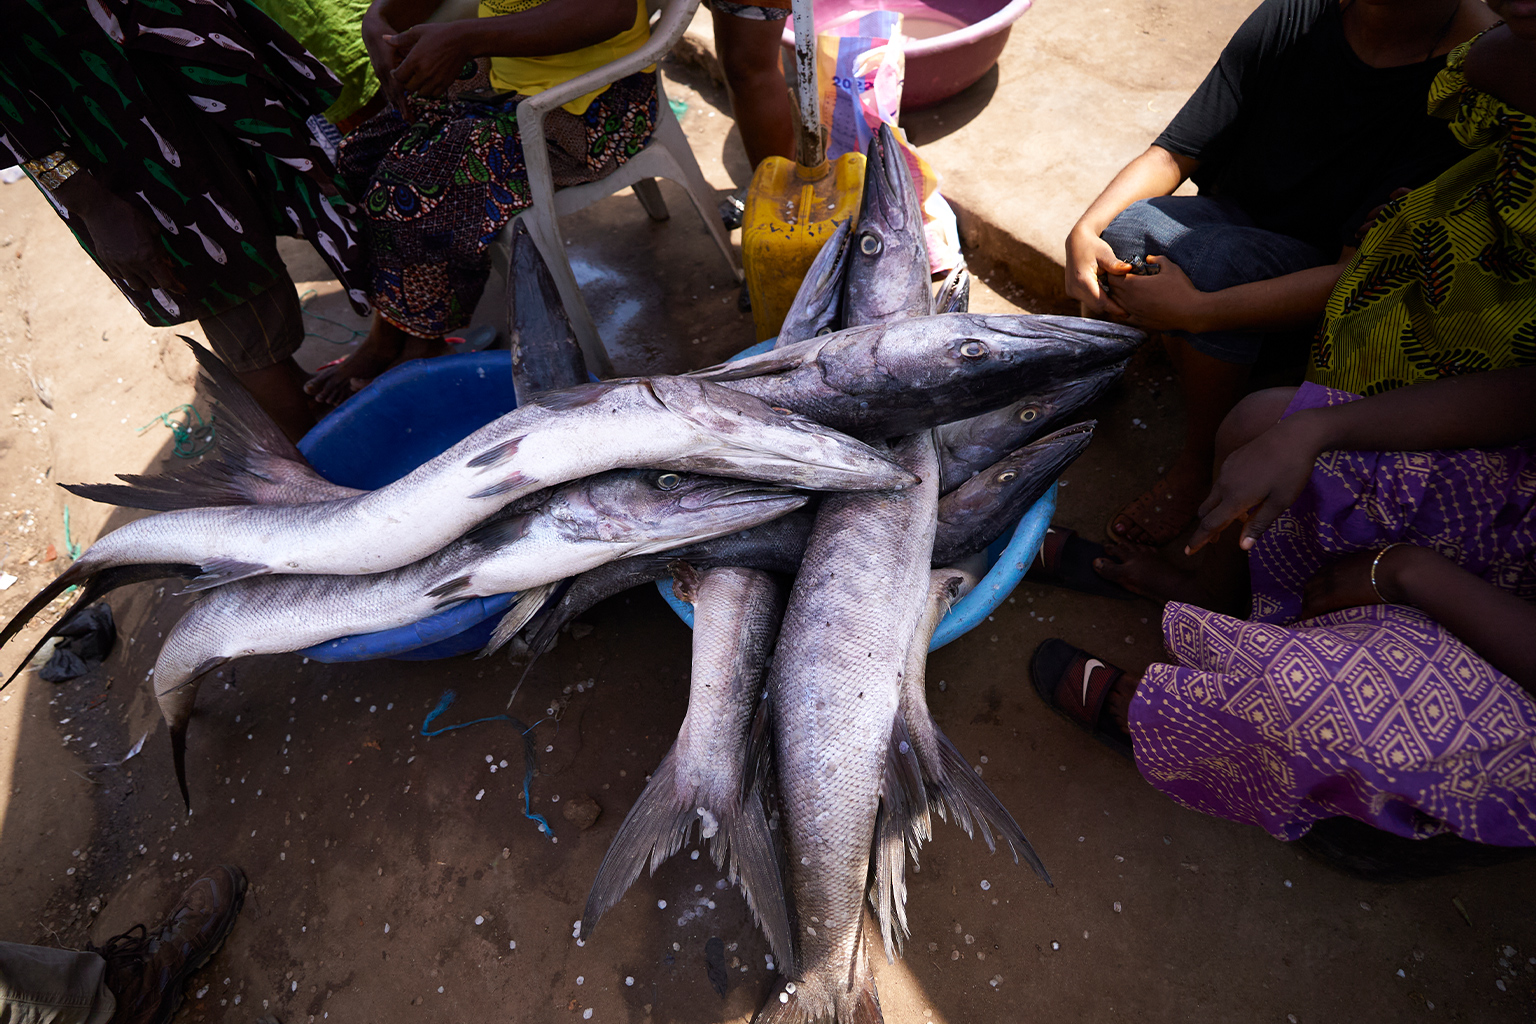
left=782, top=0, right=1032, bottom=109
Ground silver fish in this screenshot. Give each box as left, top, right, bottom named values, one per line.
left=776, top=218, right=851, bottom=348
left=759, top=432, right=938, bottom=1022
left=138, top=117, right=181, bottom=168
left=207, top=32, right=255, bottom=58
left=691, top=312, right=1144, bottom=439
left=508, top=219, right=588, bottom=404
left=137, top=24, right=204, bottom=47
left=842, top=123, right=932, bottom=328
left=184, top=221, right=226, bottom=264
left=154, top=470, right=807, bottom=805
left=581, top=565, right=792, bottom=966
left=87, top=0, right=125, bottom=43
left=2, top=361, right=911, bottom=654
left=188, top=95, right=227, bottom=114
left=935, top=360, right=1125, bottom=493
left=202, top=192, right=242, bottom=234
left=932, top=421, right=1096, bottom=565
left=137, top=190, right=179, bottom=233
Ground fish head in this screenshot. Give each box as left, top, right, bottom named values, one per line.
left=843, top=123, right=932, bottom=325
left=779, top=217, right=852, bottom=343
left=643, top=377, right=917, bottom=491
left=1026, top=360, right=1128, bottom=426
left=953, top=420, right=1097, bottom=511
left=836, top=313, right=1143, bottom=401
left=561, top=469, right=808, bottom=552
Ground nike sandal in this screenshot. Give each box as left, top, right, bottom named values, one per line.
left=1029, top=638, right=1133, bottom=760
left=1025, top=525, right=1135, bottom=600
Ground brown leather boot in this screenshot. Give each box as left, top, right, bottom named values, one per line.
left=91, top=865, right=247, bottom=1024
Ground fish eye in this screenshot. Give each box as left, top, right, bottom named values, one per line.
left=996, top=470, right=1018, bottom=483
left=1018, top=406, right=1040, bottom=422
left=859, top=233, right=882, bottom=255
left=959, top=341, right=987, bottom=359
left=655, top=472, right=682, bottom=490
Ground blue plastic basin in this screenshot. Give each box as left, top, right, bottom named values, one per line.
left=295, top=352, right=520, bottom=662
left=656, top=339, right=1055, bottom=652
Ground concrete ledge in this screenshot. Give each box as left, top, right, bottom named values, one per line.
left=672, top=0, right=1259, bottom=302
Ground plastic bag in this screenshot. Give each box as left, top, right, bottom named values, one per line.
left=814, top=10, right=962, bottom=273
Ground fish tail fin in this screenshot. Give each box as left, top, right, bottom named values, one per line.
left=2, top=563, right=200, bottom=688
left=477, top=582, right=558, bottom=660
left=171, top=719, right=191, bottom=812
left=67, top=339, right=344, bottom=511
left=580, top=749, right=696, bottom=937
left=869, top=715, right=930, bottom=961
left=752, top=930, right=884, bottom=1024
left=157, top=654, right=227, bottom=813
left=582, top=749, right=794, bottom=970
left=1, top=560, right=93, bottom=669
left=923, top=726, right=1052, bottom=886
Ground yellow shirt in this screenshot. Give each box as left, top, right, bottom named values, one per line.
left=478, top=0, right=651, bottom=115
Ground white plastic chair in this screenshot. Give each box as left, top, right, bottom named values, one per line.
left=478, top=0, right=740, bottom=378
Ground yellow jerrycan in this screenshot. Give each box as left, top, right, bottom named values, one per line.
left=740, top=0, right=866, bottom=341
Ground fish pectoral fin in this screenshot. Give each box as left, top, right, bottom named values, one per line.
left=686, top=350, right=804, bottom=383
left=922, top=725, right=1052, bottom=886
left=179, top=559, right=270, bottom=593
left=468, top=470, right=533, bottom=500
left=477, top=583, right=557, bottom=660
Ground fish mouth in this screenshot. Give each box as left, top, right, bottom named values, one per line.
left=630, top=492, right=809, bottom=554
left=1034, top=420, right=1097, bottom=445
left=676, top=482, right=805, bottom=510
left=1005, top=314, right=1146, bottom=348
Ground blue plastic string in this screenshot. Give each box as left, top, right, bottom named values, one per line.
left=420, top=690, right=554, bottom=841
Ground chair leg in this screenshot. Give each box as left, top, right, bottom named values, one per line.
left=651, top=111, right=744, bottom=283
left=516, top=211, right=616, bottom=379
left=632, top=178, right=670, bottom=222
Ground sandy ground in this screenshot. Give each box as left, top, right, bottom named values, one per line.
left=2, top=51, right=1535, bottom=1024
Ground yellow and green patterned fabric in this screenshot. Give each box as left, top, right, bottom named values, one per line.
left=1310, top=35, right=1536, bottom=395
left=479, top=0, right=651, bottom=115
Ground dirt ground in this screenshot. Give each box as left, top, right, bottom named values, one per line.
left=2, top=54, right=1535, bottom=1024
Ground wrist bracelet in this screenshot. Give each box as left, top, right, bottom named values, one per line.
left=1369, top=542, right=1410, bottom=603
left=22, top=151, right=81, bottom=191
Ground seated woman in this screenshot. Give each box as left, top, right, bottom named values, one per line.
left=1031, top=366, right=1536, bottom=870
left=307, top=0, right=658, bottom=404
left=1065, top=0, right=1496, bottom=547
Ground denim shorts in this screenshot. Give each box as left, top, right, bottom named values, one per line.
left=1101, top=196, right=1328, bottom=365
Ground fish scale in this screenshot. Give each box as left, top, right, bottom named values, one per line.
left=764, top=432, right=939, bottom=1021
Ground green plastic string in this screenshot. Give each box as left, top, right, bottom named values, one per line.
left=62, top=506, right=82, bottom=560
left=299, top=288, right=368, bottom=345
left=138, top=404, right=216, bottom=459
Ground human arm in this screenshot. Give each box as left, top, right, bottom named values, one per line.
left=1188, top=366, right=1536, bottom=553
left=1064, top=145, right=1196, bottom=316
left=363, top=0, right=444, bottom=113
left=1103, top=249, right=1351, bottom=334
left=1464, top=18, right=1536, bottom=118
left=48, top=166, right=183, bottom=293
left=1302, top=545, right=1536, bottom=696
left=387, top=0, right=637, bottom=97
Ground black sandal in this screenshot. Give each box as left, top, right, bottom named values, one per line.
left=1026, top=525, right=1135, bottom=600
left=1029, top=638, right=1134, bottom=759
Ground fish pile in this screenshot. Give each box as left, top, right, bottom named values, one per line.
left=0, top=125, right=1141, bottom=1023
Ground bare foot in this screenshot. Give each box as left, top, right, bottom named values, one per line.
left=1107, top=451, right=1209, bottom=546
left=305, top=326, right=404, bottom=406
left=1093, top=541, right=1215, bottom=606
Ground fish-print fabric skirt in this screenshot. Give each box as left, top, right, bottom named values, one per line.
left=1129, top=382, right=1536, bottom=846
left=338, top=62, right=658, bottom=339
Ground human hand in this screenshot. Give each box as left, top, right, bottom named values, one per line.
left=362, top=8, right=413, bottom=118
left=61, top=175, right=184, bottom=294
left=388, top=21, right=471, bottom=98
left=1102, top=255, right=1208, bottom=332
left=1064, top=224, right=1130, bottom=317
left=1300, top=549, right=1391, bottom=618
left=1354, top=187, right=1412, bottom=242
left=1186, top=411, right=1327, bottom=554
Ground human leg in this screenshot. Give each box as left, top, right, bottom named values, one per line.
left=197, top=279, right=314, bottom=443
left=0, top=943, right=114, bottom=1024
left=710, top=3, right=794, bottom=170
left=1102, top=198, right=1327, bottom=544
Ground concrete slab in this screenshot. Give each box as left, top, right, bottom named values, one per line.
left=674, top=0, right=1258, bottom=304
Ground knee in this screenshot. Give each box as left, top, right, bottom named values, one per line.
left=1100, top=199, right=1159, bottom=259
left=1215, top=387, right=1297, bottom=461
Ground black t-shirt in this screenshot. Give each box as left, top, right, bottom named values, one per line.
left=1155, top=0, right=1465, bottom=256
